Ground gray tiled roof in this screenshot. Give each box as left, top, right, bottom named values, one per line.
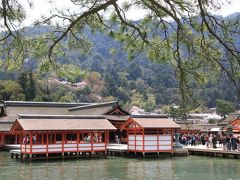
left=4, top=101, right=91, bottom=107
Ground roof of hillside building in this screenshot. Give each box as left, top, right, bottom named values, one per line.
left=219, top=113, right=240, bottom=125
left=11, top=118, right=116, bottom=131
left=179, top=123, right=220, bottom=131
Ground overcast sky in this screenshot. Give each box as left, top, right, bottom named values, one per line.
left=20, top=0, right=240, bottom=26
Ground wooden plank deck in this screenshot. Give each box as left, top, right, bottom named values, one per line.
left=107, top=143, right=128, bottom=152
left=3, top=144, right=20, bottom=150
left=107, top=143, right=128, bottom=156
left=186, top=145, right=240, bottom=159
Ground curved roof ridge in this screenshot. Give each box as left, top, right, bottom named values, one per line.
left=68, top=101, right=117, bottom=111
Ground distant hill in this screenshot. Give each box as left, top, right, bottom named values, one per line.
left=0, top=13, right=239, bottom=110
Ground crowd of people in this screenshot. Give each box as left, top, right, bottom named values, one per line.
left=178, top=132, right=240, bottom=151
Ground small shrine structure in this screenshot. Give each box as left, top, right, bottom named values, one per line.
left=119, top=116, right=180, bottom=156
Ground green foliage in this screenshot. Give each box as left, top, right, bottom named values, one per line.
left=216, top=99, right=235, bottom=117
left=208, top=119, right=216, bottom=124
left=59, top=92, right=75, bottom=102
left=18, top=71, right=36, bottom=101
left=0, top=81, right=25, bottom=101
left=168, top=106, right=188, bottom=121
left=56, top=64, right=88, bottom=83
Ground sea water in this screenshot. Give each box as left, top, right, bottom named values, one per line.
left=0, top=152, right=239, bottom=180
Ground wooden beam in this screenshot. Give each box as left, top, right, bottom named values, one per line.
left=30, top=132, right=33, bottom=155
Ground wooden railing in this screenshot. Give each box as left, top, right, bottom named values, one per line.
left=128, top=135, right=172, bottom=152
left=21, top=142, right=106, bottom=154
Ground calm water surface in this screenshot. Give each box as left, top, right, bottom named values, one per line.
left=0, top=152, right=240, bottom=180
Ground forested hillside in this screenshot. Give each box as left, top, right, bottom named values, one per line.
left=0, top=15, right=239, bottom=112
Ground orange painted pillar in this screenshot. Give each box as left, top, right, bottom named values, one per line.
left=171, top=129, right=174, bottom=154
left=62, top=132, right=65, bottom=155
left=30, top=132, right=33, bottom=156
left=134, top=124, right=136, bottom=153
left=46, top=132, right=49, bottom=157
left=0, top=134, right=2, bottom=145
left=104, top=131, right=107, bottom=155
left=2, top=134, right=5, bottom=145
left=157, top=129, right=159, bottom=153
left=142, top=129, right=145, bottom=153
left=20, top=134, right=22, bottom=154
left=127, top=129, right=129, bottom=151
left=91, top=131, right=93, bottom=153
left=77, top=131, right=79, bottom=153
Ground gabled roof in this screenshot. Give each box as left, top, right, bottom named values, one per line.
left=230, top=118, right=240, bottom=129
left=131, top=114, right=168, bottom=118
left=120, top=117, right=180, bottom=129
left=221, top=113, right=240, bottom=124
left=11, top=118, right=116, bottom=132
left=104, top=104, right=130, bottom=115
left=105, top=115, right=130, bottom=121
left=0, top=101, right=95, bottom=122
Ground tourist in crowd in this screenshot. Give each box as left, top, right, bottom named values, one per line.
left=201, top=134, right=205, bottom=145
left=226, top=135, right=231, bottom=151
left=218, top=135, right=223, bottom=147
left=212, top=134, right=217, bottom=149
left=222, top=135, right=227, bottom=151
left=231, top=136, right=238, bottom=151
left=205, top=134, right=209, bottom=148
left=191, top=134, right=196, bottom=146
left=181, top=135, right=187, bottom=145
left=209, top=134, right=213, bottom=148
left=187, top=134, right=192, bottom=145
left=33, top=135, right=37, bottom=144
left=237, top=137, right=240, bottom=151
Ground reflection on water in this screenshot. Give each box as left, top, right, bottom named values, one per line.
left=0, top=152, right=240, bottom=180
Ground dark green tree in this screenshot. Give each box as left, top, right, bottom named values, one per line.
left=26, top=71, right=36, bottom=100
left=216, top=99, right=235, bottom=117
left=1, top=0, right=240, bottom=108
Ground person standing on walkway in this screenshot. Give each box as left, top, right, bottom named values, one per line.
left=231, top=136, right=238, bottom=151
left=201, top=134, right=205, bottom=145
left=212, top=134, right=217, bottom=149
left=205, top=134, right=209, bottom=148
left=222, top=135, right=227, bottom=151
left=226, top=135, right=231, bottom=151
left=191, top=134, right=196, bottom=146
left=237, top=136, right=240, bottom=151
left=209, top=134, right=213, bottom=148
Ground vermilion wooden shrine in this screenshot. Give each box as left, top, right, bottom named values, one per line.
left=0, top=101, right=128, bottom=146
left=10, top=117, right=116, bottom=159
left=120, top=117, right=180, bottom=156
